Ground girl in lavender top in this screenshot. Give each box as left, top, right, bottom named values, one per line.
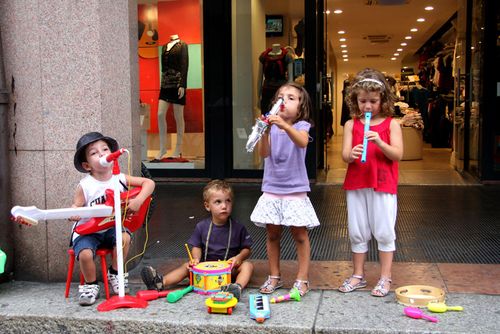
left=250, top=82, right=320, bottom=297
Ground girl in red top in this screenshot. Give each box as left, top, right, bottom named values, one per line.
left=339, top=68, right=403, bottom=297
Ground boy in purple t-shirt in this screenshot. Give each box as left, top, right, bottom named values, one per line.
left=141, top=180, right=254, bottom=300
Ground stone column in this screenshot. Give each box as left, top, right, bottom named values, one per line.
left=0, top=0, right=141, bottom=281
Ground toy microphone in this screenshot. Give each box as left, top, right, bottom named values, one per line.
left=99, top=148, right=127, bottom=167
left=360, top=112, right=372, bottom=163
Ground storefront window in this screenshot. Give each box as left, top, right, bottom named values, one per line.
left=231, top=0, right=305, bottom=170
left=138, top=0, right=205, bottom=171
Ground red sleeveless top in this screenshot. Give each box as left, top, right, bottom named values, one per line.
left=343, top=117, right=399, bottom=194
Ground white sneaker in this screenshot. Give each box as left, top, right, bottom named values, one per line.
left=108, top=270, right=129, bottom=294
left=78, top=284, right=100, bottom=306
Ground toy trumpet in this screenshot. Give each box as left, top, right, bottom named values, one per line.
left=404, top=307, right=438, bottom=323
left=270, top=287, right=301, bottom=303
left=166, top=285, right=193, bottom=303
left=427, top=302, right=463, bottom=313
left=361, top=111, right=372, bottom=163
left=246, top=97, right=284, bottom=152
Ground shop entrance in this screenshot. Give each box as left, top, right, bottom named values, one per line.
left=320, top=0, right=483, bottom=185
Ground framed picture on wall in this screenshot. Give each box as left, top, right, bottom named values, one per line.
left=266, top=15, right=283, bottom=37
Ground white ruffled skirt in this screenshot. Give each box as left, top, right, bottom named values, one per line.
left=250, top=194, right=320, bottom=229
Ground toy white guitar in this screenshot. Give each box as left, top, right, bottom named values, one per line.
left=11, top=205, right=112, bottom=226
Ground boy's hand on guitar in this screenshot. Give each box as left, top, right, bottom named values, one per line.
left=125, top=197, right=142, bottom=213
left=68, top=215, right=81, bottom=222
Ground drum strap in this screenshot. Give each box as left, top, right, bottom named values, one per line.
left=204, top=218, right=232, bottom=262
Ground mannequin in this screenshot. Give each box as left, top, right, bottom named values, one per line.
left=257, top=43, right=293, bottom=114
left=154, top=34, right=189, bottom=160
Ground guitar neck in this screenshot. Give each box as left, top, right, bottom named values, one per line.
left=11, top=205, right=112, bottom=222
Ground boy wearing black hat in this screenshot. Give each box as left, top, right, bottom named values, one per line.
left=70, top=132, right=155, bottom=306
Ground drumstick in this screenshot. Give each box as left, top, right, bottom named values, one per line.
left=361, top=112, right=372, bottom=163
left=184, top=243, right=193, bottom=262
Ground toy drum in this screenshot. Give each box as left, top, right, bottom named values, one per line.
left=190, top=261, right=231, bottom=295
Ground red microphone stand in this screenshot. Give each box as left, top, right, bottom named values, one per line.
left=97, top=154, right=148, bottom=311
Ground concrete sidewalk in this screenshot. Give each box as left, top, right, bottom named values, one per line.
left=0, top=279, right=498, bottom=333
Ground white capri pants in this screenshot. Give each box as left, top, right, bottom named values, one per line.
left=346, top=188, right=397, bottom=253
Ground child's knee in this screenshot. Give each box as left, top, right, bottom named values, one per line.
left=240, top=261, right=254, bottom=273
left=267, top=231, right=281, bottom=242
left=291, top=227, right=308, bottom=243
left=78, top=248, right=94, bottom=262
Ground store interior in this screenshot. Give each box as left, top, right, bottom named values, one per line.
left=321, top=0, right=480, bottom=185
left=136, top=0, right=482, bottom=182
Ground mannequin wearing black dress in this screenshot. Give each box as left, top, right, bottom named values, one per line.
left=155, top=34, right=189, bottom=160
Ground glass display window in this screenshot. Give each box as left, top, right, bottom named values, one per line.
left=138, top=0, right=205, bottom=171
left=231, top=0, right=305, bottom=170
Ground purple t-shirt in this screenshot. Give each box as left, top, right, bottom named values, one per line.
left=187, top=217, right=253, bottom=261
left=262, top=120, right=311, bottom=194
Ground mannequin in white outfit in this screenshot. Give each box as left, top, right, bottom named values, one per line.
left=155, top=34, right=189, bottom=160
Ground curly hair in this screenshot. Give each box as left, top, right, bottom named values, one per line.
left=345, top=68, right=397, bottom=119
left=270, top=82, right=313, bottom=124
left=203, top=179, right=233, bottom=202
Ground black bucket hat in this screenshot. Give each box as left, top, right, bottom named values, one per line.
left=74, top=132, right=119, bottom=173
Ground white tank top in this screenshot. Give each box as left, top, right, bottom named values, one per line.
left=72, top=173, right=127, bottom=241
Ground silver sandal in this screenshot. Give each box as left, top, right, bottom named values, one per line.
left=259, top=275, right=283, bottom=294
left=338, top=274, right=367, bottom=293
left=371, top=277, right=392, bottom=297
left=293, top=279, right=310, bottom=297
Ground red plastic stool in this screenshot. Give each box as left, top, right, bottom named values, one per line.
left=65, top=248, right=113, bottom=300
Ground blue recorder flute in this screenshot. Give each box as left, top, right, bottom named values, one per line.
left=361, top=112, right=372, bottom=163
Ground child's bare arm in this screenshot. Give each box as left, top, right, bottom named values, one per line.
left=257, top=131, right=271, bottom=158
left=123, top=175, right=155, bottom=212
left=228, top=248, right=251, bottom=267
left=268, top=115, right=309, bottom=148
left=68, top=185, right=85, bottom=221
left=342, top=120, right=362, bottom=163
left=190, top=247, right=202, bottom=266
